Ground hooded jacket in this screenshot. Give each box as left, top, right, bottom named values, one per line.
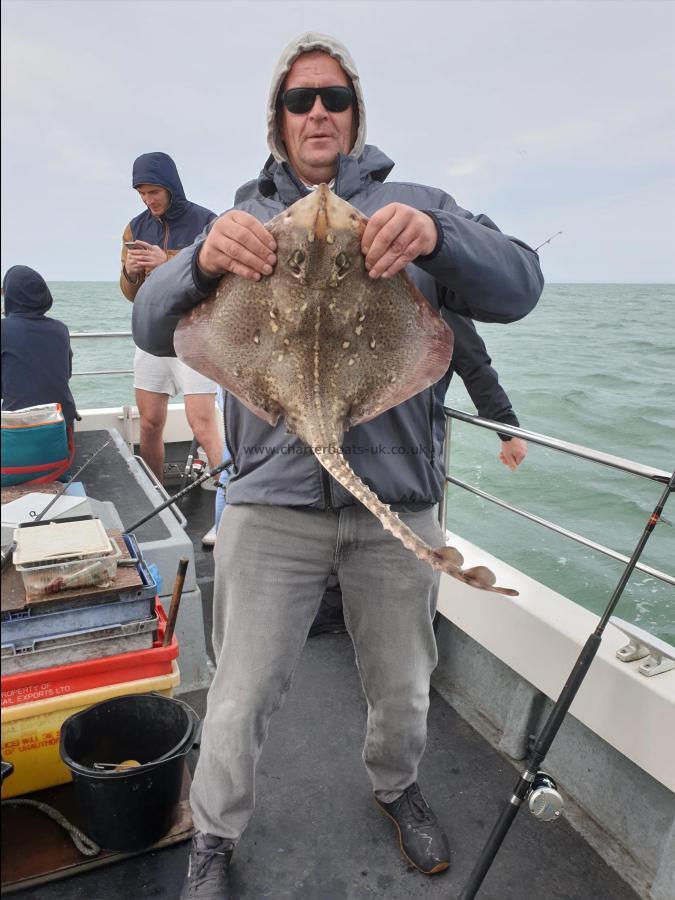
left=132, top=33, right=544, bottom=510
left=120, top=152, right=216, bottom=301
left=1, top=265, right=76, bottom=426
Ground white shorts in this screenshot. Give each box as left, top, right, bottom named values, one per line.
left=133, top=348, right=217, bottom=397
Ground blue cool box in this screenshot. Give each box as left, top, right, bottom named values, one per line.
left=1, top=419, right=71, bottom=487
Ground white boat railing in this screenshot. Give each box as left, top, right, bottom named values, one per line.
left=70, top=332, right=133, bottom=338
left=441, top=407, right=674, bottom=587
left=69, top=331, right=134, bottom=377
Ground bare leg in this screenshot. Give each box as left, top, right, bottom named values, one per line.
left=184, top=393, right=223, bottom=469
left=135, top=388, right=169, bottom=481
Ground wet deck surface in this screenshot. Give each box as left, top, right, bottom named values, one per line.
left=13, top=442, right=640, bottom=900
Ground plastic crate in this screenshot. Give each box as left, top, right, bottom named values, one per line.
left=1, top=612, right=157, bottom=676
left=1, top=602, right=176, bottom=707
left=1, top=660, right=180, bottom=798
left=1, top=534, right=156, bottom=643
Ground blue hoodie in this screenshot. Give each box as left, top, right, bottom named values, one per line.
left=120, top=152, right=217, bottom=302
left=1, top=266, right=76, bottom=426
left=129, top=152, right=216, bottom=251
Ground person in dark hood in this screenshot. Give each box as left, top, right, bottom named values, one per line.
left=119, top=153, right=223, bottom=534
left=132, top=34, right=544, bottom=898
left=1, top=265, right=76, bottom=427
left=439, top=310, right=528, bottom=470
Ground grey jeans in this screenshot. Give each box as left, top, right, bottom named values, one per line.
left=190, top=503, right=443, bottom=841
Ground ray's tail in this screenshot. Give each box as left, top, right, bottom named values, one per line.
left=313, top=447, right=518, bottom=596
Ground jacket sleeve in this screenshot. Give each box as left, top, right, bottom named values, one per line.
left=416, top=195, right=544, bottom=323
left=120, top=223, right=145, bottom=302
left=445, top=312, right=520, bottom=441
left=132, top=227, right=216, bottom=357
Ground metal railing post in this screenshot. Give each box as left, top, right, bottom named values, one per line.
left=121, top=404, right=135, bottom=453
left=438, top=414, right=453, bottom=530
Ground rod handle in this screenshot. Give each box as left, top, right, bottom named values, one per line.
left=163, top=557, right=189, bottom=647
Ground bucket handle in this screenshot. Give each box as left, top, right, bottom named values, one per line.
left=149, top=694, right=201, bottom=765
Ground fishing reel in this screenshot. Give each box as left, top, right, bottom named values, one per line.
left=526, top=772, right=564, bottom=822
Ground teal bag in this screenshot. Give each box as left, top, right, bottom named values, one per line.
left=1, top=404, right=75, bottom=487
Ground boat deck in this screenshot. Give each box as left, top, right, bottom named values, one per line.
left=12, top=441, right=640, bottom=899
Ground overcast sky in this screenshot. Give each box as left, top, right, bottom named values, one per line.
left=1, top=0, right=674, bottom=282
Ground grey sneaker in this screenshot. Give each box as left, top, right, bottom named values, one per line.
left=180, top=831, right=233, bottom=899
left=375, top=782, right=450, bottom=874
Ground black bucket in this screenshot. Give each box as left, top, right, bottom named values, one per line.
left=59, top=692, right=198, bottom=852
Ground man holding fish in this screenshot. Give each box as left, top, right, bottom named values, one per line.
left=133, top=32, right=543, bottom=899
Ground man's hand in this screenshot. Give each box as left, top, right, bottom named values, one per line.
left=499, top=437, right=528, bottom=471
left=126, top=241, right=167, bottom=274
left=197, top=211, right=277, bottom=281
left=361, top=204, right=438, bottom=279
left=124, top=248, right=145, bottom=277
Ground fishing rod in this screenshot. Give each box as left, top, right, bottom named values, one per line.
left=534, top=231, right=562, bottom=252
left=458, top=467, right=675, bottom=900
left=0, top=438, right=112, bottom=572
left=126, top=458, right=231, bottom=533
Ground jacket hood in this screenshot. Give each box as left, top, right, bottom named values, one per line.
left=266, top=32, right=367, bottom=166
left=236, top=144, right=394, bottom=206
left=2, top=265, right=54, bottom=317
left=132, top=152, right=188, bottom=220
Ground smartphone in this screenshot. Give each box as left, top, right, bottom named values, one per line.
left=125, top=241, right=143, bottom=250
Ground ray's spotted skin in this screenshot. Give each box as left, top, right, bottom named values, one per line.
left=175, top=186, right=518, bottom=596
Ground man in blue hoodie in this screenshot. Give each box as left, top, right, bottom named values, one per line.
left=120, top=152, right=223, bottom=511
left=2, top=265, right=76, bottom=428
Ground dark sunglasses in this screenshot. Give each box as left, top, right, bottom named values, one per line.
left=279, top=86, right=355, bottom=115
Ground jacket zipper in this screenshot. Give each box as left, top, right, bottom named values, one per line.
left=320, top=464, right=334, bottom=510
left=334, top=155, right=343, bottom=196
left=427, top=388, right=436, bottom=466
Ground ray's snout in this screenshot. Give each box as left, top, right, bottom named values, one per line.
left=286, top=184, right=364, bottom=242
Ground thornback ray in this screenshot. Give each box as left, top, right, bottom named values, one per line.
left=175, top=184, right=518, bottom=596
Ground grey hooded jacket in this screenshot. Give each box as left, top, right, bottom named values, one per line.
left=132, top=32, right=544, bottom=511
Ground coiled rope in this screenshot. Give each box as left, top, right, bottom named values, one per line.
left=1, top=798, right=100, bottom=856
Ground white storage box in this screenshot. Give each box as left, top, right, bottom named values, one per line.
left=13, top=519, right=120, bottom=600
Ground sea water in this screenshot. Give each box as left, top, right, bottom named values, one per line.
left=48, top=281, right=674, bottom=640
